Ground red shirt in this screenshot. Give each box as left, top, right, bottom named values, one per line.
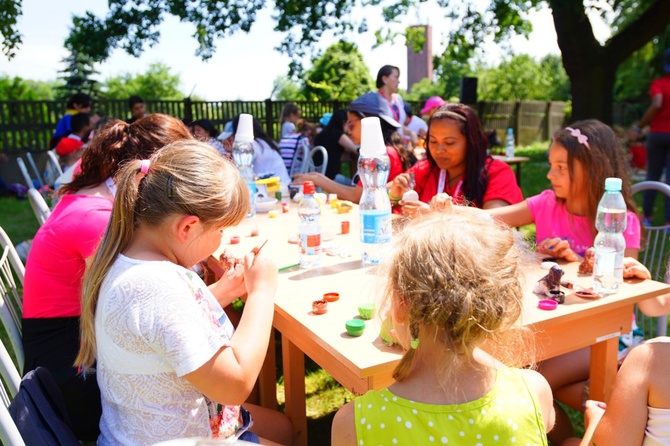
left=650, top=75, right=670, bottom=134
left=409, top=158, right=523, bottom=207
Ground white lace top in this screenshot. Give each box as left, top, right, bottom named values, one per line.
left=96, top=255, right=236, bottom=446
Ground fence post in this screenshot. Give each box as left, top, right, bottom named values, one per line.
left=183, top=97, right=193, bottom=123
left=544, top=101, right=552, bottom=141
left=264, top=99, right=274, bottom=140
left=513, top=100, right=521, bottom=143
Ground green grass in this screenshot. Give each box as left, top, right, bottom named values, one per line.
left=0, top=195, right=40, bottom=245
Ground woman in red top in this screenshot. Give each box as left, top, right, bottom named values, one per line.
left=389, top=103, right=522, bottom=216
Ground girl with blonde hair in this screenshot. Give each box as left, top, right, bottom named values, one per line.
left=76, top=140, right=291, bottom=445
left=331, top=208, right=555, bottom=445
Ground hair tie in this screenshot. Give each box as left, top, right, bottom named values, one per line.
left=140, top=159, right=151, bottom=174
left=565, top=127, right=590, bottom=150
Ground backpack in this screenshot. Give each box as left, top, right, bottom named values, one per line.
left=8, top=367, right=80, bottom=446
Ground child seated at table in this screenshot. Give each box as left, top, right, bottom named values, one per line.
left=331, top=208, right=555, bottom=445
left=75, top=140, right=292, bottom=445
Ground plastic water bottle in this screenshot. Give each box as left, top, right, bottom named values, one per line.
left=232, top=113, right=256, bottom=218
left=593, top=177, right=627, bottom=295
left=298, top=181, right=321, bottom=268
left=358, top=117, right=392, bottom=266
left=505, top=128, right=515, bottom=159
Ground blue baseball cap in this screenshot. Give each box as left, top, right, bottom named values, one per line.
left=320, top=113, right=332, bottom=127
left=349, top=92, right=401, bottom=128
left=217, top=121, right=234, bottom=140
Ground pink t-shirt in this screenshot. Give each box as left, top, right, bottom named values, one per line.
left=23, top=194, right=113, bottom=318
left=526, top=189, right=641, bottom=256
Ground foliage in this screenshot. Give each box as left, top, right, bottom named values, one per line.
left=0, top=76, right=59, bottom=100
left=402, top=78, right=448, bottom=102
left=300, top=41, right=374, bottom=101
left=477, top=54, right=570, bottom=101
left=271, top=76, right=305, bottom=101
left=101, top=62, right=185, bottom=100
left=56, top=49, right=101, bottom=101
left=0, top=0, right=22, bottom=59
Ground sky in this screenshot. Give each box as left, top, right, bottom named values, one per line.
left=0, top=1, right=612, bottom=101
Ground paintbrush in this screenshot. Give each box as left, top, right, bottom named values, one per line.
left=251, top=239, right=268, bottom=256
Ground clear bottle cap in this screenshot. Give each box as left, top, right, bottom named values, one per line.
left=235, top=113, right=254, bottom=143
left=604, top=177, right=622, bottom=191
left=359, top=117, right=386, bottom=157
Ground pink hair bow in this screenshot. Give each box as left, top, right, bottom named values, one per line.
left=565, top=127, right=590, bottom=150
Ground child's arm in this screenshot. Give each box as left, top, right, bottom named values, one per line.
left=578, top=400, right=607, bottom=446
left=622, top=257, right=670, bottom=316
left=486, top=200, right=534, bottom=227
left=590, top=343, right=652, bottom=445
left=518, top=369, right=555, bottom=433
left=184, top=249, right=278, bottom=405
left=331, top=401, right=358, bottom=446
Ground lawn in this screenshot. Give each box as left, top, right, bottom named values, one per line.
left=1, top=141, right=668, bottom=445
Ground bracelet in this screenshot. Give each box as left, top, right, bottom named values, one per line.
left=388, top=190, right=402, bottom=202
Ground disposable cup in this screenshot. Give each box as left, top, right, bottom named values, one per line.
left=235, top=113, right=254, bottom=143
left=359, top=117, right=386, bottom=157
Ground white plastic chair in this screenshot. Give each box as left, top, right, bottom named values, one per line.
left=15, top=158, right=33, bottom=190
left=288, top=138, right=310, bottom=178
left=302, top=145, right=329, bottom=175
left=0, top=228, right=24, bottom=289
left=45, top=151, right=64, bottom=185
left=27, top=189, right=50, bottom=226
left=631, top=181, right=670, bottom=337
left=0, top=341, right=23, bottom=446
left=0, top=235, right=24, bottom=373
left=24, top=153, right=44, bottom=190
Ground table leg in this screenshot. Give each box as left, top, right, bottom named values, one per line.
left=283, top=337, right=307, bottom=446
left=515, top=163, right=522, bottom=186
left=258, top=329, right=277, bottom=410
left=588, top=337, right=619, bottom=402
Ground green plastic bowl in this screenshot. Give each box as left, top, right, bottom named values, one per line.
left=357, top=303, right=376, bottom=320
left=345, top=319, right=365, bottom=337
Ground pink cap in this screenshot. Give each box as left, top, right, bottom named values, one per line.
left=420, top=96, right=446, bottom=115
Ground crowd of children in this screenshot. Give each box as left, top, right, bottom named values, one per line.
left=15, top=54, right=670, bottom=446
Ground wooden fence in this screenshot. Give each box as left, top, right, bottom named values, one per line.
left=0, top=98, right=589, bottom=152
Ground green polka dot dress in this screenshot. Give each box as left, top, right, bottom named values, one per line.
left=353, top=368, right=547, bottom=445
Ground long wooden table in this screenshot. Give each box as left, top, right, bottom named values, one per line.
left=492, top=154, right=531, bottom=186
left=221, top=203, right=670, bottom=446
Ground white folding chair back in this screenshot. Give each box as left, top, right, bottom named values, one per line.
left=15, top=158, right=33, bottom=190
left=302, top=145, right=328, bottom=175
left=289, top=138, right=310, bottom=177
left=0, top=244, right=24, bottom=373
left=46, top=150, right=64, bottom=178
left=0, top=340, right=23, bottom=445
left=0, top=228, right=24, bottom=288
left=631, top=181, right=670, bottom=337
left=24, top=153, right=44, bottom=190
left=27, top=189, right=50, bottom=226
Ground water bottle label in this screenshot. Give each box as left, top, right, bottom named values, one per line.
left=300, top=234, right=321, bottom=256
left=360, top=210, right=391, bottom=244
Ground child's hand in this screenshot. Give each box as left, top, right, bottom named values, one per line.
left=400, top=200, right=430, bottom=219
left=429, top=193, right=453, bottom=211
left=243, top=247, right=278, bottom=299
left=583, top=400, right=607, bottom=429
left=389, top=173, right=413, bottom=199
left=538, top=238, right=580, bottom=262
left=623, top=257, right=651, bottom=280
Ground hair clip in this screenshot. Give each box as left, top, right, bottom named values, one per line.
left=166, top=174, right=174, bottom=200
left=565, top=127, right=590, bottom=150
left=140, top=159, right=151, bottom=174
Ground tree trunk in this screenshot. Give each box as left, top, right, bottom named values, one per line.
left=568, top=57, right=617, bottom=124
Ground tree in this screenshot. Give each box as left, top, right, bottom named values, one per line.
left=0, top=0, right=22, bottom=59
left=476, top=54, right=570, bottom=101
left=300, top=41, right=374, bottom=101
left=3, top=1, right=669, bottom=122
left=56, top=49, right=101, bottom=100
left=102, top=62, right=185, bottom=100
left=0, top=76, right=59, bottom=100
left=271, top=76, right=305, bottom=101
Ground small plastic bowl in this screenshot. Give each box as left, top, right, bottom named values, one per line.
left=575, top=289, right=600, bottom=300
left=345, top=319, right=365, bottom=337
left=357, top=303, right=376, bottom=320
left=538, top=299, right=558, bottom=311
left=323, top=292, right=340, bottom=302
left=548, top=289, right=566, bottom=304
left=312, top=300, right=328, bottom=315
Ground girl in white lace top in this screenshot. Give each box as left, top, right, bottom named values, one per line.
left=76, top=140, right=292, bottom=445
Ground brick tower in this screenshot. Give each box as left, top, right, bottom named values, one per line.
left=406, top=25, right=433, bottom=93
